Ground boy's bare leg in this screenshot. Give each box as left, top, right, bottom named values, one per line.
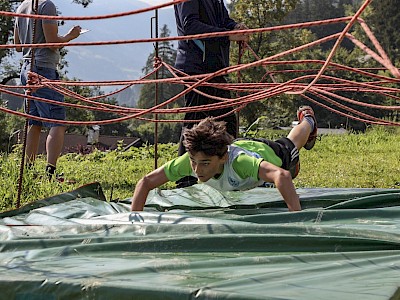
left=287, top=121, right=312, bottom=150
left=25, top=124, right=42, bottom=164
left=46, top=126, right=66, bottom=167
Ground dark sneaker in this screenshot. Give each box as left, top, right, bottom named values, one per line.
left=297, top=106, right=318, bottom=150
left=55, top=173, right=65, bottom=183
left=46, top=171, right=66, bottom=183
left=290, top=161, right=300, bottom=179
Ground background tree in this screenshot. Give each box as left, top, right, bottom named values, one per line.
left=228, top=0, right=307, bottom=128
left=294, top=0, right=398, bottom=129
left=365, top=0, right=400, bottom=64
left=286, top=0, right=355, bottom=50
left=0, top=0, right=21, bottom=81
left=138, top=24, right=183, bottom=109
left=229, top=0, right=398, bottom=130
left=134, top=24, right=183, bottom=144
left=341, top=1, right=400, bottom=127
left=0, top=98, right=23, bottom=152
left=0, top=0, right=15, bottom=65
left=59, top=80, right=135, bottom=137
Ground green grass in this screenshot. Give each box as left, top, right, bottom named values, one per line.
left=0, top=127, right=399, bottom=212
left=296, top=126, right=400, bottom=189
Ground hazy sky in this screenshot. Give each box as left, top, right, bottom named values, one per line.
left=47, top=0, right=177, bottom=84
left=11, top=0, right=230, bottom=86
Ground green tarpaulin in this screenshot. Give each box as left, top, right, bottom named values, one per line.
left=0, top=182, right=399, bottom=299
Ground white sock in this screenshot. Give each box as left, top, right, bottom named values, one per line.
left=304, top=116, right=315, bottom=131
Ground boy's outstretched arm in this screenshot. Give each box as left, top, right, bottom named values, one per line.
left=258, top=161, right=301, bottom=211
left=131, top=166, right=169, bottom=211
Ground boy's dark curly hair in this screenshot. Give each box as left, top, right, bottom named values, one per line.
left=183, top=117, right=234, bottom=157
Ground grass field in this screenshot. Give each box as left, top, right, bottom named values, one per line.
left=0, top=126, right=399, bottom=212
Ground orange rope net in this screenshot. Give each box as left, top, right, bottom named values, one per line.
left=0, top=0, right=399, bottom=127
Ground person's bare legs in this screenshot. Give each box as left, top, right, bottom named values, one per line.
left=46, top=126, right=66, bottom=167
left=287, top=121, right=312, bottom=150
left=25, top=125, right=42, bottom=165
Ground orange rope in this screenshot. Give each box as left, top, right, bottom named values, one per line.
left=0, top=0, right=398, bottom=128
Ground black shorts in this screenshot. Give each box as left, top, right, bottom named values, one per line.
left=235, top=137, right=300, bottom=178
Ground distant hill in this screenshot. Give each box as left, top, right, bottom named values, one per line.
left=109, top=84, right=143, bottom=108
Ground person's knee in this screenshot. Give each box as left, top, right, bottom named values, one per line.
left=28, top=124, right=42, bottom=133
left=48, top=126, right=66, bottom=138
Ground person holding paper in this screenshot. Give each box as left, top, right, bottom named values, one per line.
left=14, top=0, right=81, bottom=179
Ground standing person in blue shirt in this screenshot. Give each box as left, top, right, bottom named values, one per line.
left=14, top=0, right=81, bottom=179
left=131, top=106, right=318, bottom=212
left=174, top=0, right=249, bottom=188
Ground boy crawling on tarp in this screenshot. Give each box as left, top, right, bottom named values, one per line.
left=131, top=106, right=318, bottom=212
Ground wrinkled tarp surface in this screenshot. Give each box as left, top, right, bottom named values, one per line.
left=0, top=182, right=399, bottom=300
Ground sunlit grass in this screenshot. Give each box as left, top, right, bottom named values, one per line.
left=0, top=127, right=399, bottom=212
left=295, top=126, right=400, bottom=189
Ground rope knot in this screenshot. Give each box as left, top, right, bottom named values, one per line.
left=153, top=56, right=162, bottom=69
left=27, top=71, right=41, bottom=91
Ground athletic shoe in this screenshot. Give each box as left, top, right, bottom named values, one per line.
left=297, top=106, right=318, bottom=150
left=46, top=170, right=67, bottom=183
left=55, top=173, right=65, bottom=183
left=291, top=161, right=300, bottom=179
